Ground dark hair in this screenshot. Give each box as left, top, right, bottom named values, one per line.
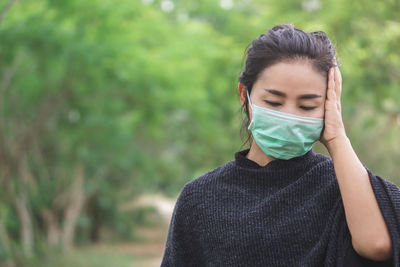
left=238, top=23, right=339, bottom=149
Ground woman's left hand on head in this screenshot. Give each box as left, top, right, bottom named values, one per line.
left=320, top=59, right=347, bottom=152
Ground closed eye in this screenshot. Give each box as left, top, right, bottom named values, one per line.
left=300, top=106, right=316, bottom=110
left=264, top=100, right=281, bottom=107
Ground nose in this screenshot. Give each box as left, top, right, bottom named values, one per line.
left=282, top=103, right=300, bottom=116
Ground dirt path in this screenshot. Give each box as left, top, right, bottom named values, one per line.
left=92, top=224, right=169, bottom=267
left=129, top=225, right=169, bottom=267
left=93, top=193, right=176, bottom=267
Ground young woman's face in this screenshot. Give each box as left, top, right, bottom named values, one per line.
left=248, top=60, right=327, bottom=119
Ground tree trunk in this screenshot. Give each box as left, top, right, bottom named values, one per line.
left=41, top=209, right=60, bottom=249
left=14, top=193, right=33, bottom=258
left=61, top=164, right=85, bottom=252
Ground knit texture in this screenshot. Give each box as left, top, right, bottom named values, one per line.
left=161, top=149, right=399, bottom=266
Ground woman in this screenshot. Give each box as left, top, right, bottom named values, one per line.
left=161, top=24, right=399, bottom=266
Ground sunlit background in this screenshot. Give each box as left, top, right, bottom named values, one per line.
left=0, top=0, right=399, bottom=266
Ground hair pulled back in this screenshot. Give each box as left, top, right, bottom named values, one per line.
left=238, top=23, right=339, bottom=149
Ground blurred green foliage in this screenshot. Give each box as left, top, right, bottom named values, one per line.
left=0, top=0, right=399, bottom=264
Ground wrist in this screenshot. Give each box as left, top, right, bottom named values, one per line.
left=326, top=134, right=350, bottom=156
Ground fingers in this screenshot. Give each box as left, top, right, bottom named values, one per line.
left=327, top=68, right=337, bottom=103
left=333, top=65, right=342, bottom=100
left=327, top=68, right=335, bottom=101
left=333, top=66, right=342, bottom=113
left=331, top=58, right=342, bottom=109
left=327, top=64, right=342, bottom=114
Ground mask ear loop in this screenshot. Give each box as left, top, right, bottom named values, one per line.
left=246, top=90, right=252, bottom=107
left=246, top=90, right=254, bottom=130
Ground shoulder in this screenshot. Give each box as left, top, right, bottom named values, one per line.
left=312, top=151, right=333, bottom=165
left=308, top=150, right=335, bottom=173
left=305, top=151, right=339, bottom=185
left=184, top=160, right=236, bottom=190
left=314, top=151, right=338, bottom=169
left=175, top=160, right=235, bottom=206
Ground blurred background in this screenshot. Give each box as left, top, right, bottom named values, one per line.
left=0, top=0, right=399, bottom=266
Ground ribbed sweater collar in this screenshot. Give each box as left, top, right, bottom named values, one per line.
left=234, top=148, right=317, bottom=172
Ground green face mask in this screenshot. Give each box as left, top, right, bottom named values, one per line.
left=247, top=90, right=324, bottom=160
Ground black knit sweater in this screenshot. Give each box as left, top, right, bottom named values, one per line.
left=161, top=149, right=399, bottom=266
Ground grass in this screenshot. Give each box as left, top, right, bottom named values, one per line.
left=29, top=246, right=135, bottom=267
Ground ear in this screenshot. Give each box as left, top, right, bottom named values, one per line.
left=238, top=82, right=247, bottom=112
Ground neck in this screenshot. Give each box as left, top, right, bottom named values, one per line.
left=246, top=139, right=276, bottom=167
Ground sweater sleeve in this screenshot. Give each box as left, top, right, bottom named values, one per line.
left=365, top=167, right=400, bottom=266
left=160, top=182, right=202, bottom=267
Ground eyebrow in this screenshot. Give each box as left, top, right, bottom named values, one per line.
left=264, top=89, right=322, bottom=99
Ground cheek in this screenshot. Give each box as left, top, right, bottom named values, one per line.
left=316, top=105, right=325, bottom=119
left=305, top=103, right=325, bottom=119
left=315, top=97, right=327, bottom=119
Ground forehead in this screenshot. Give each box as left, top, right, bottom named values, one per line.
left=254, top=60, right=327, bottom=96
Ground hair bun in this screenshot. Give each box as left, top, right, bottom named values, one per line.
left=271, top=24, right=295, bottom=32
left=310, top=30, right=328, bottom=40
